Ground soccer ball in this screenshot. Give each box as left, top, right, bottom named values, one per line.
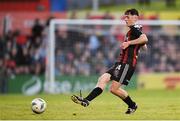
left=31, top=98, right=47, bottom=114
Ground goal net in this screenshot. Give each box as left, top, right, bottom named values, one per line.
left=45, top=19, right=180, bottom=93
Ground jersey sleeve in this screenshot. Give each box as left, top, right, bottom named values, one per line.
left=131, top=25, right=143, bottom=37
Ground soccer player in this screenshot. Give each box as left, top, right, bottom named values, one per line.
left=71, top=8, right=148, bottom=114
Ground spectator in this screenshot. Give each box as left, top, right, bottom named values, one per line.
left=0, top=58, right=8, bottom=93
left=31, top=19, right=44, bottom=38
left=0, top=36, right=5, bottom=58
left=88, top=33, right=100, bottom=55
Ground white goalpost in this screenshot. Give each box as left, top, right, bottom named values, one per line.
left=45, top=19, right=180, bottom=94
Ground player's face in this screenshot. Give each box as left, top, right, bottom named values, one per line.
left=123, top=14, right=138, bottom=27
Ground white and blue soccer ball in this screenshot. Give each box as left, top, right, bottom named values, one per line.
left=31, top=98, right=47, bottom=114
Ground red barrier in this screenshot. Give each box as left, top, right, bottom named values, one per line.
left=0, top=0, right=50, bottom=11
left=0, top=12, right=67, bottom=34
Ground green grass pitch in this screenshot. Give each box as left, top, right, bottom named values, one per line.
left=0, top=89, right=180, bottom=120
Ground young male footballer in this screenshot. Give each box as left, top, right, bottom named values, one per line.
left=71, top=8, right=148, bottom=114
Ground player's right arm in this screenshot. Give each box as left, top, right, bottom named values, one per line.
left=128, top=34, right=148, bottom=45
left=121, top=25, right=148, bottom=49
left=122, top=34, right=148, bottom=49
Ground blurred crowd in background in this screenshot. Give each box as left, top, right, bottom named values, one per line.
left=0, top=17, right=54, bottom=78
left=54, top=19, right=180, bottom=76
left=0, top=11, right=180, bottom=79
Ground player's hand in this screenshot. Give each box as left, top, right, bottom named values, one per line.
left=141, top=44, right=148, bottom=51
left=121, top=41, right=130, bottom=49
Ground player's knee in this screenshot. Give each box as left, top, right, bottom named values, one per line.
left=98, top=73, right=110, bottom=83
left=110, top=86, right=126, bottom=96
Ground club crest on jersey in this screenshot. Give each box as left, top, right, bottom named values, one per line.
left=134, top=24, right=142, bottom=29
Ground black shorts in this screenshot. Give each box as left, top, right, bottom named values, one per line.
left=106, top=62, right=135, bottom=85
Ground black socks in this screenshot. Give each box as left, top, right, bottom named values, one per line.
left=84, top=87, right=135, bottom=108
left=85, top=87, right=103, bottom=101
left=123, top=96, right=136, bottom=108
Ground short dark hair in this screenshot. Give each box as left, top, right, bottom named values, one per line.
left=124, top=8, right=139, bottom=16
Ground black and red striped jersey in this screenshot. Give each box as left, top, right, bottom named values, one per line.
left=118, top=24, right=144, bottom=67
